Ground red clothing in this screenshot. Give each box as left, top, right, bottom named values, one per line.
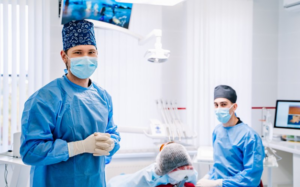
left=156, top=182, right=195, bottom=187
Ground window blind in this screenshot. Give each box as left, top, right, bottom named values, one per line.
left=0, top=0, right=50, bottom=151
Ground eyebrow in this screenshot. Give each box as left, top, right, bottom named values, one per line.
left=214, top=102, right=228, bottom=104
left=71, top=49, right=96, bottom=52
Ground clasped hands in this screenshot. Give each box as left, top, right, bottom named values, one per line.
left=68, top=132, right=115, bottom=157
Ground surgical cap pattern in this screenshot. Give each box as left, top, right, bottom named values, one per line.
left=62, top=20, right=97, bottom=51
left=214, top=85, right=237, bottom=103
left=155, top=143, right=192, bottom=176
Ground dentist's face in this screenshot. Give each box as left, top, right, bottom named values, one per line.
left=60, top=45, right=97, bottom=70
left=214, top=98, right=237, bottom=112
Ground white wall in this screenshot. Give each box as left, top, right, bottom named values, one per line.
left=252, top=0, right=279, bottom=136
left=252, top=0, right=300, bottom=186
left=278, top=0, right=300, bottom=100
left=274, top=2, right=300, bottom=185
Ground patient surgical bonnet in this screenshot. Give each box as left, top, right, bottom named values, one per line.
left=155, top=143, right=192, bottom=176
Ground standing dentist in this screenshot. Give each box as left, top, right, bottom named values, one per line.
left=20, top=20, right=120, bottom=187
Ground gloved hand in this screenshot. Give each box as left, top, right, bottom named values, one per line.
left=200, top=174, right=210, bottom=180
left=68, top=133, right=111, bottom=157
left=196, top=179, right=223, bottom=187
left=94, top=133, right=115, bottom=156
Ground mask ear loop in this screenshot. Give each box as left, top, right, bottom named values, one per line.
left=229, top=103, right=236, bottom=116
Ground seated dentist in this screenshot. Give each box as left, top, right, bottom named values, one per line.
left=108, top=143, right=198, bottom=187
left=197, top=85, right=265, bottom=187
left=20, top=20, right=120, bottom=187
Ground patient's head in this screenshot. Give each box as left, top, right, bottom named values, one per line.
left=155, top=143, right=192, bottom=176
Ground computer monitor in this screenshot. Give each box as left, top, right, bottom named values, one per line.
left=60, top=0, right=133, bottom=29
left=273, top=100, right=300, bottom=136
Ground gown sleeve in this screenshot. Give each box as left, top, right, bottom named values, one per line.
left=103, top=91, right=121, bottom=164
left=222, top=134, right=265, bottom=187
left=20, top=90, right=69, bottom=166
left=208, top=128, right=217, bottom=179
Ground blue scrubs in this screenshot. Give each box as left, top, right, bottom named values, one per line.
left=107, top=163, right=197, bottom=187
left=20, top=75, right=120, bottom=187
left=209, top=122, right=265, bottom=187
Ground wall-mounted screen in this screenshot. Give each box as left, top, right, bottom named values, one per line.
left=61, top=0, right=133, bottom=29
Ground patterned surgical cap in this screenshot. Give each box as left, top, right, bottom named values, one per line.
left=62, top=20, right=97, bottom=51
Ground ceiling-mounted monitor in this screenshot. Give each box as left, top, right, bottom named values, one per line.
left=60, top=0, right=133, bottom=29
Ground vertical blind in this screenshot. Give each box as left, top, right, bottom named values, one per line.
left=0, top=0, right=50, bottom=151
left=186, top=0, right=253, bottom=146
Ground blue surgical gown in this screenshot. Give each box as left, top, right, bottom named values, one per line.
left=208, top=123, right=265, bottom=187
left=20, top=75, right=120, bottom=187
left=107, top=163, right=198, bottom=187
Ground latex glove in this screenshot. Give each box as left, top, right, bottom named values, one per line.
left=94, top=133, right=115, bottom=156
left=200, top=174, right=210, bottom=180
left=196, top=179, right=223, bottom=187
left=68, top=133, right=110, bottom=157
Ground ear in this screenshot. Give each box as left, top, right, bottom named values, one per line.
left=60, top=50, right=68, bottom=63
left=233, top=103, right=238, bottom=111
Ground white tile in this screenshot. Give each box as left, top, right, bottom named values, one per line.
left=278, top=82, right=300, bottom=99
left=162, top=31, right=185, bottom=58
left=252, top=58, right=278, bottom=84
left=161, top=56, right=186, bottom=84
left=162, top=3, right=186, bottom=32
left=253, top=9, right=279, bottom=35
left=278, top=32, right=300, bottom=59
left=254, top=0, right=280, bottom=11
left=252, top=82, right=278, bottom=106
left=253, top=34, right=278, bottom=59
left=279, top=3, right=300, bottom=34
left=278, top=58, right=300, bottom=84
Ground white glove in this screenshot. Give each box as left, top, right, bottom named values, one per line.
left=201, top=174, right=210, bottom=180
left=196, top=179, right=223, bottom=187
left=94, top=133, right=115, bottom=156
left=196, top=174, right=210, bottom=184
left=68, top=133, right=111, bottom=157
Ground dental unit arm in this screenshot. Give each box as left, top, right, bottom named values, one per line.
left=88, top=20, right=170, bottom=63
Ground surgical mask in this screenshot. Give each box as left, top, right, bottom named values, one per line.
left=215, top=104, right=235, bottom=124
left=168, top=169, right=194, bottom=184
left=67, top=56, right=98, bottom=79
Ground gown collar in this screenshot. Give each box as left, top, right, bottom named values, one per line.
left=63, top=75, right=93, bottom=90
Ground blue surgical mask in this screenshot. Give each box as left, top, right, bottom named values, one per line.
left=215, top=104, right=235, bottom=124
left=68, top=56, right=98, bottom=79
